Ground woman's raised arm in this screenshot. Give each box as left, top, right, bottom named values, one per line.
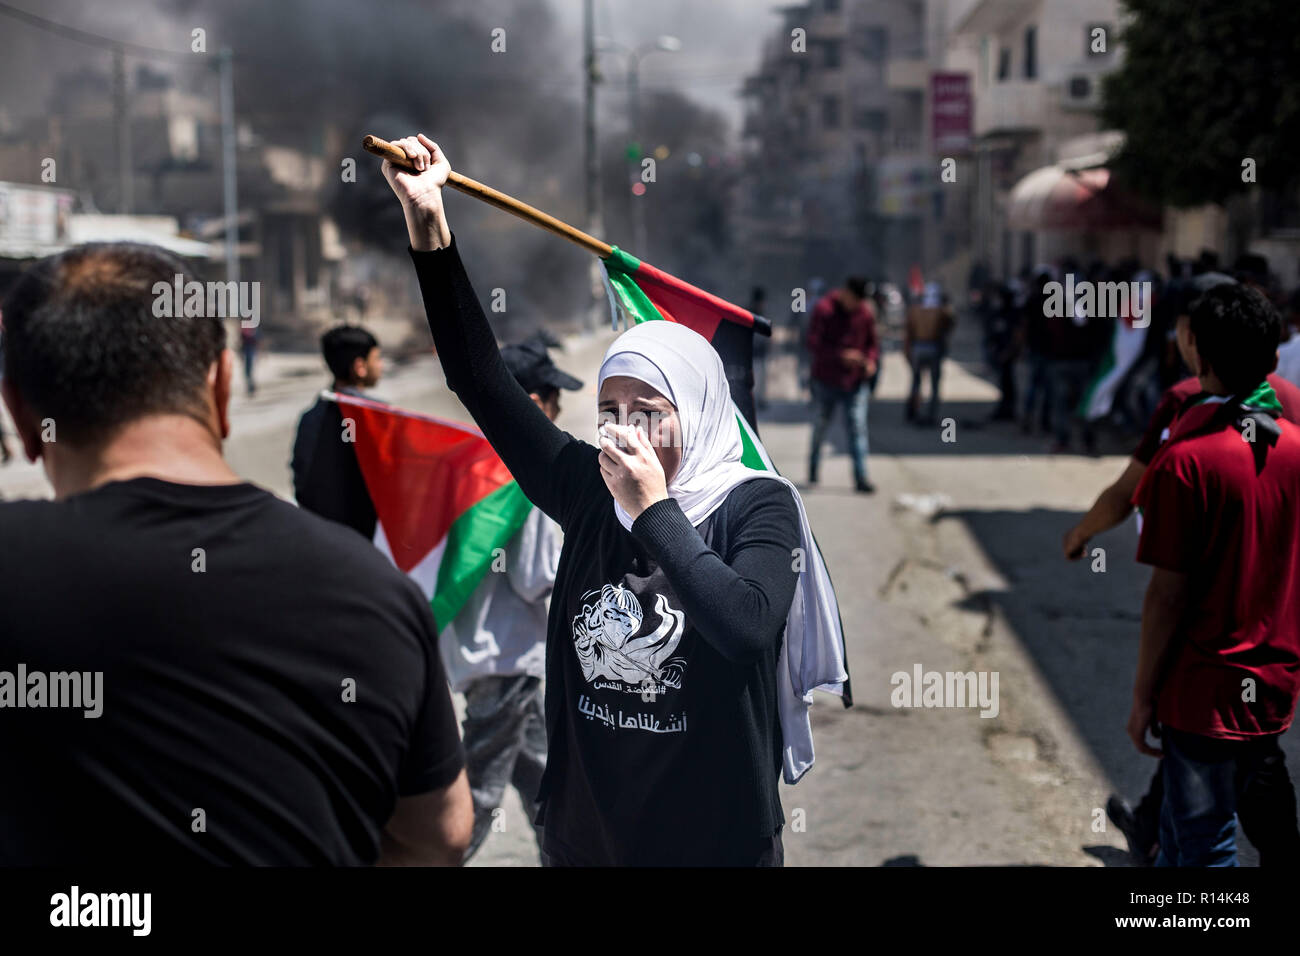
left=383, top=135, right=581, bottom=520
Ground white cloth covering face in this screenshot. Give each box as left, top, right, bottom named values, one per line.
left=598, top=320, right=848, bottom=783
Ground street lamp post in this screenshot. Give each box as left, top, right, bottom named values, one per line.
left=597, top=35, right=681, bottom=256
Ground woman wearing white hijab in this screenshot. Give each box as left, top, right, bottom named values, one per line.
left=384, top=135, right=845, bottom=866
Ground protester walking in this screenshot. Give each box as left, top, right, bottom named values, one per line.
left=987, top=284, right=1023, bottom=421
left=240, top=323, right=259, bottom=397
left=291, top=324, right=387, bottom=537
left=904, top=280, right=956, bottom=426
left=1044, top=264, right=1109, bottom=454
left=1020, top=269, right=1055, bottom=436
left=806, top=276, right=878, bottom=493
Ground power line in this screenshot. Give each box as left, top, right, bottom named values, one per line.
left=0, top=1, right=194, bottom=60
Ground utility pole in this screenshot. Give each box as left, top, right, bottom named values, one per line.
left=628, top=52, right=645, bottom=257
left=583, top=0, right=603, bottom=330
left=112, top=46, right=133, bottom=214
left=218, top=46, right=239, bottom=288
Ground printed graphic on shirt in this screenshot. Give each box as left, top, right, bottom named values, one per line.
left=571, top=583, right=686, bottom=694
left=577, top=694, right=687, bottom=735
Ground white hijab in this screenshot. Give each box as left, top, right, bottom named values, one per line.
left=598, top=321, right=848, bottom=783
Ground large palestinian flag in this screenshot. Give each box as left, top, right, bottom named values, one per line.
left=329, top=390, right=532, bottom=633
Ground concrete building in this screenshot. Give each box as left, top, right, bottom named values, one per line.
left=0, top=65, right=345, bottom=340
left=739, top=0, right=975, bottom=298
left=951, top=0, right=1160, bottom=277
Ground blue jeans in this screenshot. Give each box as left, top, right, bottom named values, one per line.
left=1156, top=728, right=1300, bottom=867
left=809, top=379, right=869, bottom=484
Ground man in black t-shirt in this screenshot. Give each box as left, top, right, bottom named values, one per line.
left=0, top=243, right=471, bottom=865
left=292, top=324, right=386, bottom=537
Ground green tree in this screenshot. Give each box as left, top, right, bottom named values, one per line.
left=1102, top=0, right=1300, bottom=207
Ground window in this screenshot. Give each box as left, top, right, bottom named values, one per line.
left=997, top=47, right=1011, bottom=81
left=857, top=26, right=889, bottom=61
left=1024, top=25, right=1038, bottom=79
left=824, top=40, right=842, bottom=69
left=822, top=96, right=841, bottom=129
left=276, top=225, right=294, bottom=296
left=854, top=109, right=887, bottom=132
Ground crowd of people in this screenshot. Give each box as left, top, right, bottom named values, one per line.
left=971, top=251, right=1300, bottom=454
left=2, top=129, right=1298, bottom=869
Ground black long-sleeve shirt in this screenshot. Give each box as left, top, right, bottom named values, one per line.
left=411, top=239, right=800, bottom=865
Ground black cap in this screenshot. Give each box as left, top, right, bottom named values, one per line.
left=500, top=338, right=583, bottom=395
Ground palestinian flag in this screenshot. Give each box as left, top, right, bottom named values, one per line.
left=329, top=390, right=533, bottom=633
left=1132, top=382, right=1284, bottom=533
left=1079, top=281, right=1154, bottom=422
left=601, top=247, right=770, bottom=432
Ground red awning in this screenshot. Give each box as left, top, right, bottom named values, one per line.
left=1006, top=165, right=1161, bottom=232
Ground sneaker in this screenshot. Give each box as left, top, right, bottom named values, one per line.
left=855, top=479, right=876, bottom=494
left=1106, top=794, right=1157, bottom=866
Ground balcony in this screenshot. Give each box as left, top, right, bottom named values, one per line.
left=973, top=79, right=1048, bottom=136
left=885, top=56, right=928, bottom=91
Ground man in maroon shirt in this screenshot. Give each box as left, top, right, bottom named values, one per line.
left=806, top=277, right=879, bottom=493
left=1129, top=284, right=1300, bottom=866
left=1068, top=274, right=1300, bottom=864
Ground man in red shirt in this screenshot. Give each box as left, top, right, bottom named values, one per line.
left=1069, top=275, right=1300, bottom=864
left=1129, top=284, right=1300, bottom=866
left=806, top=277, right=879, bottom=494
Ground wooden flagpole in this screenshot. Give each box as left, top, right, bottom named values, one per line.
left=362, top=135, right=613, bottom=258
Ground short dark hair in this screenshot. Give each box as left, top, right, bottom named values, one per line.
left=1, top=242, right=225, bottom=446
left=1232, top=252, right=1270, bottom=285
left=1189, top=284, right=1281, bottom=395
left=321, top=325, right=378, bottom=382
left=845, top=276, right=868, bottom=299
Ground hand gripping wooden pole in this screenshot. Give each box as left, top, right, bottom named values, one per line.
left=362, top=135, right=613, bottom=258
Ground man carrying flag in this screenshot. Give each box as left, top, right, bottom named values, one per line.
left=292, top=324, right=386, bottom=537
